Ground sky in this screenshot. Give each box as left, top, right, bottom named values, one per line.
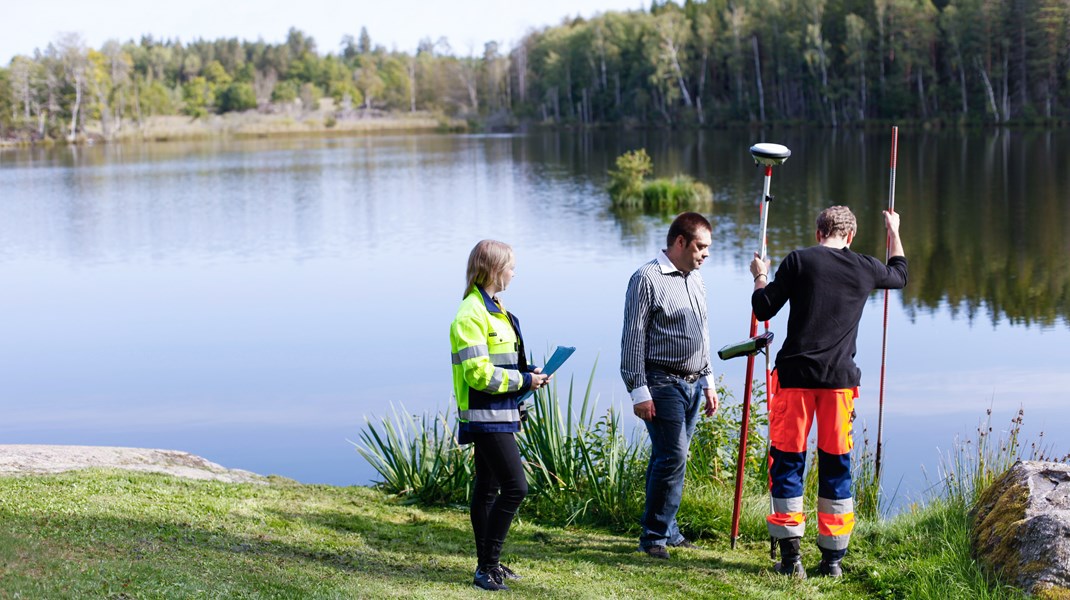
left=2, top=0, right=647, bottom=65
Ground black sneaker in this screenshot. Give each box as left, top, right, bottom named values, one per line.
left=498, top=563, right=522, bottom=580
left=473, top=566, right=509, bottom=591
left=817, top=560, right=843, bottom=578
left=641, top=545, right=670, bottom=560
left=671, top=539, right=700, bottom=549
left=773, top=559, right=807, bottom=579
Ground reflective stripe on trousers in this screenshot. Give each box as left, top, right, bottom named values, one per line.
left=817, top=497, right=855, bottom=550
left=767, top=496, right=805, bottom=539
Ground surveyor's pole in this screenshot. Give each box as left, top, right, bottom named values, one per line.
left=731, top=143, right=790, bottom=549
left=875, top=126, right=899, bottom=486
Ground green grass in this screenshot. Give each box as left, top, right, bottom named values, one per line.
left=0, top=467, right=1029, bottom=599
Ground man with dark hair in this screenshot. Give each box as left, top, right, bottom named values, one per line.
left=750, top=205, right=907, bottom=578
left=621, top=211, right=720, bottom=560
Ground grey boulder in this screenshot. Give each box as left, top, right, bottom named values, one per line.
left=970, top=460, right=1070, bottom=598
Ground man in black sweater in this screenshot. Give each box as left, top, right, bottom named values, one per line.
left=749, top=205, right=907, bottom=579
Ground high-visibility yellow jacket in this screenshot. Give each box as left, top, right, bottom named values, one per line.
left=450, top=286, right=532, bottom=439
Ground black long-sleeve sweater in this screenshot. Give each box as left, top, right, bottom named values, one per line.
left=752, top=245, right=908, bottom=389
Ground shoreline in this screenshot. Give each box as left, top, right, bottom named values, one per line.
left=0, top=105, right=467, bottom=148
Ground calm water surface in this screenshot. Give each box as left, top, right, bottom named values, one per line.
left=1, top=130, right=1068, bottom=508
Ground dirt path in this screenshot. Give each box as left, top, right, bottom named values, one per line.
left=0, top=445, right=265, bottom=484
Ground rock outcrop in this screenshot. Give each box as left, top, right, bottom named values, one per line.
left=0, top=444, right=265, bottom=484
left=970, top=460, right=1070, bottom=599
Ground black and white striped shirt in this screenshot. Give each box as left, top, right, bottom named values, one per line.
left=621, top=251, right=712, bottom=404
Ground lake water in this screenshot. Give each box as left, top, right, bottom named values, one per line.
left=1, top=130, right=1068, bottom=509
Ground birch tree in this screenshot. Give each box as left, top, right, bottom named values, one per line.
left=56, top=33, right=90, bottom=141
left=844, top=13, right=870, bottom=120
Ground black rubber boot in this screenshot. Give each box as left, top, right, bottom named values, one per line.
left=773, top=537, right=806, bottom=579
left=817, top=547, right=846, bottom=578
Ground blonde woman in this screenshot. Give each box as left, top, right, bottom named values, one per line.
left=450, top=239, right=550, bottom=592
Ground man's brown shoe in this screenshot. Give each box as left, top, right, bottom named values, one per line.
left=641, top=545, right=670, bottom=559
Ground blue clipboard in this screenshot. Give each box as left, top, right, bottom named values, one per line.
left=519, top=346, right=575, bottom=402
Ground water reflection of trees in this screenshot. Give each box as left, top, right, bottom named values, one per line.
left=896, top=131, right=1070, bottom=328
left=516, top=129, right=1070, bottom=328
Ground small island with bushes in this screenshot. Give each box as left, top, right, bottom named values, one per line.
left=608, top=148, right=712, bottom=211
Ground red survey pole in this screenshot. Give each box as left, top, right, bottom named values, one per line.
left=875, top=126, right=899, bottom=486
left=730, top=143, right=790, bottom=549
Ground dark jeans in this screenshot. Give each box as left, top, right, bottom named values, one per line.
left=640, top=369, right=702, bottom=549
left=470, top=431, right=528, bottom=568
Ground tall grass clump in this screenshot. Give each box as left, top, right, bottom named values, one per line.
left=687, top=379, right=768, bottom=486
left=352, top=403, right=471, bottom=505
left=608, top=149, right=712, bottom=210
left=938, top=407, right=1069, bottom=507
left=355, top=361, right=650, bottom=528
left=852, top=424, right=884, bottom=520
left=517, top=360, right=647, bottom=528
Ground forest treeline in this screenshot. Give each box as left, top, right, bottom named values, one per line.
left=1, top=0, right=1068, bottom=141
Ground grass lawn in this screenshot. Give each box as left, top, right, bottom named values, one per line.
left=0, top=469, right=1023, bottom=599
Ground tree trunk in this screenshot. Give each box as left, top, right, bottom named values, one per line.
left=976, top=57, right=999, bottom=121
left=1045, top=78, right=1052, bottom=119
left=408, top=61, right=416, bottom=112
left=876, top=6, right=886, bottom=96
left=68, top=76, right=82, bottom=142
left=600, top=52, right=607, bottom=90
left=565, top=65, right=573, bottom=119
left=916, top=70, right=928, bottom=119
left=698, top=49, right=708, bottom=99
left=860, top=64, right=867, bottom=120
left=97, top=88, right=112, bottom=140
left=1001, top=53, right=1010, bottom=121
left=752, top=35, right=765, bottom=123
left=667, top=41, right=693, bottom=107
left=134, top=80, right=143, bottom=130
left=1017, top=11, right=1028, bottom=109
left=958, top=61, right=967, bottom=115
left=516, top=44, right=527, bottom=104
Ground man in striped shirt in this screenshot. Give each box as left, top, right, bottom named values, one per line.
left=621, top=212, right=720, bottom=560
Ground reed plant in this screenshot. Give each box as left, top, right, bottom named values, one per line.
left=352, top=403, right=471, bottom=505
left=517, top=361, right=647, bottom=528
left=938, top=407, right=1070, bottom=507
left=852, top=424, right=883, bottom=520
left=514, top=372, right=595, bottom=499
left=568, top=404, right=647, bottom=527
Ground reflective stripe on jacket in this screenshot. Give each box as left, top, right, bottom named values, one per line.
left=451, top=286, right=532, bottom=434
